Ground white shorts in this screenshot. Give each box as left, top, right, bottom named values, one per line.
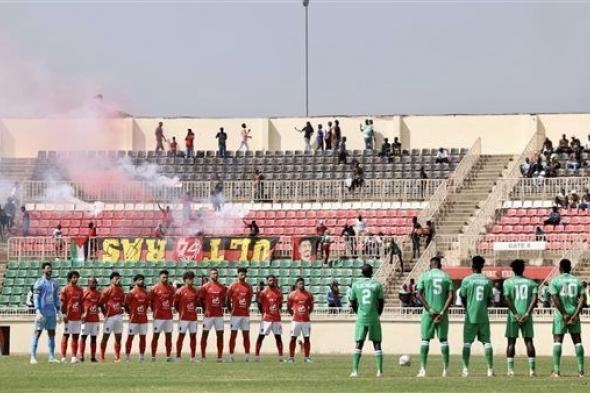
left=203, top=317, right=224, bottom=332
left=290, top=321, right=311, bottom=338
left=103, top=315, right=124, bottom=335
left=128, top=323, right=148, bottom=336
left=230, top=316, right=250, bottom=331
left=64, top=321, right=82, bottom=335
left=178, top=320, right=198, bottom=334
left=81, top=322, right=100, bottom=336
left=259, top=321, right=282, bottom=336
left=153, top=319, right=173, bottom=334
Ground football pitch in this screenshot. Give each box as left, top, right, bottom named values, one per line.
left=1, top=355, right=589, bottom=392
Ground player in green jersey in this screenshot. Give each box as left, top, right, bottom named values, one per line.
left=502, top=259, right=538, bottom=377
left=459, top=256, right=495, bottom=377
left=549, top=259, right=586, bottom=378
left=348, top=264, right=384, bottom=378
left=415, top=256, right=454, bottom=378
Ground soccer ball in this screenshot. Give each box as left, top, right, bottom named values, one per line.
left=398, top=355, right=411, bottom=367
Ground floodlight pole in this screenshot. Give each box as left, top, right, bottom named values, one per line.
left=303, top=0, right=310, bottom=117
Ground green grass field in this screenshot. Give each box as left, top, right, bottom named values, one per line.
left=1, top=355, right=589, bottom=392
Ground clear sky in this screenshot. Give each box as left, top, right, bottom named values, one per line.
left=1, top=1, right=589, bottom=117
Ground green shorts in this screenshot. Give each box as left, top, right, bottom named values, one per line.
left=553, top=315, right=582, bottom=336
left=421, top=312, right=449, bottom=341
left=505, top=315, right=534, bottom=338
left=354, top=321, right=382, bottom=343
left=463, top=321, right=491, bottom=344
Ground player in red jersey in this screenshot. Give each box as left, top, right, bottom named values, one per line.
left=80, top=277, right=100, bottom=362
left=150, top=269, right=176, bottom=362
left=255, top=275, right=284, bottom=362
left=200, top=268, right=227, bottom=362
left=59, top=270, right=84, bottom=363
left=174, top=271, right=200, bottom=362
left=99, top=272, right=125, bottom=362
left=124, top=274, right=149, bottom=362
left=287, top=277, right=314, bottom=363
left=226, top=267, right=254, bottom=362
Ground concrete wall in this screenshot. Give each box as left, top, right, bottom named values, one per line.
left=1, top=113, right=590, bottom=158
left=1, top=317, right=584, bottom=357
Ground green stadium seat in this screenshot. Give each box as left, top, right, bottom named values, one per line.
left=290, top=261, right=302, bottom=269
left=301, top=261, right=311, bottom=268
left=270, top=261, right=281, bottom=268
left=122, top=277, right=133, bottom=287
left=3, top=278, right=14, bottom=287
left=310, top=278, right=321, bottom=286
left=290, top=269, right=301, bottom=277
left=79, top=278, right=88, bottom=286
left=301, top=269, right=311, bottom=277
left=145, top=277, right=154, bottom=286
left=279, top=269, right=289, bottom=277
left=0, top=295, right=10, bottom=305
left=353, top=260, right=363, bottom=268
left=249, top=268, right=259, bottom=278
left=322, top=269, right=332, bottom=278
left=10, top=295, right=22, bottom=305
left=269, top=269, right=280, bottom=276
left=165, top=261, right=176, bottom=269
left=259, top=261, right=270, bottom=268
left=25, top=278, right=36, bottom=287
left=200, top=261, right=210, bottom=268
left=2, top=287, right=12, bottom=295
left=310, top=270, right=321, bottom=278
left=315, top=294, right=326, bottom=304
left=13, top=286, right=26, bottom=295
left=288, top=277, right=297, bottom=286
left=17, top=270, right=28, bottom=278
left=7, top=261, right=18, bottom=269
left=311, top=261, right=322, bottom=269
left=61, top=260, right=73, bottom=268
left=99, top=278, right=110, bottom=286
left=15, top=278, right=25, bottom=287
left=279, top=277, right=289, bottom=287
left=248, top=261, right=260, bottom=268
left=57, top=278, right=67, bottom=286
left=259, top=269, right=269, bottom=278
left=71, top=260, right=83, bottom=268
left=30, top=261, right=41, bottom=269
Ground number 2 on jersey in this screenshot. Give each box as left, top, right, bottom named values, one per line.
left=361, top=288, right=371, bottom=305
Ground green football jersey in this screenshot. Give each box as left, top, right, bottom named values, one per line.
left=503, top=276, right=537, bottom=316
left=417, top=268, right=454, bottom=313
left=549, top=273, right=584, bottom=316
left=459, top=273, right=492, bottom=324
left=349, top=277, right=383, bottom=324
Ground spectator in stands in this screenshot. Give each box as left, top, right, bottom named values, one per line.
left=211, top=175, right=224, bottom=211
left=185, top=129, right=195, bottom=158
left=530, top=156, right=546, bottom=179
left=492, top=281, right=503, bottom=307
left=543, top=137, right=554, bottom=156
left=580, top=190, right=590, bottom=210
left=154, top=223, right=166, bottom=238
left=585, top=135, right=590, bottom=152
left=378, top=138, right=392, bottom=163
left=385, top=237, right=403, bottom=274
left=321, top=230, right=333, bottom=266
left=295, top=121, right=314, bottom=152
left=411, top=216, right=422, bottom=259
left=425, top=220, right=435, bottom=246
left=325, top=122, right=333, bottom=150
left=535, top=226, right=546, bottom=241
left=399, top=286, right=411, bottom=307
left=216, top=127, right=228, bottom=158
left=316, top=220, right=328, bottom=258
left=392, top=137, right=402, bottom=157
left=403, top=278, right=419, bottom=307
left=337, top=137, right=348, bottom=165
left=520, top=157, right=532, bottom=177
left=566, top=153, right=580, bottom=171
left=454, top=287, right=463, bottom=307
left=315, top=124, right=325, bottom=151
left=53, top=223, right=64, bottom=253
left=360, top=119, right=374, bottom=150
left=84, top=222, right=97, bottom=261
left=569, top=189, right=581, bottom=209
left=556, top=189, right=568, bottom=208
left=539, top=282, right=550, bottom=308
left=327, top=282, right=341, bottom=312
left=354, top=215, right=368, bottom=236
left=0, top=206, right=7, bottom=239
left=238, top=123, right=252, bottom=152
left=348, top=161, right=364, bottom=191
left=21, top=206, right=30, bottom=236
left=158, top=203, right=173, bottom=228
left=169, top=137, right=178, bottom=156
left=544, top=206, right=561, bottom=226
left=155, top=122, right=166, bottom=152
left=181, top=192, right=192, bottom=221
left=26, top=285, right=35, bottom=311
left=435, top=148, right=450, bottom=164
left=252, top=168, right=265, bottom=202
left=244, top=220, right=259, bottom=237
left=546, top=156, right=561, bottom=177
left=5, top=197, right=16, bottom=229
left=341, top=224, right=355, bottom=255
left=333, top=119, right=341, bottom=148
left=556, top=134, right=571, bottom=154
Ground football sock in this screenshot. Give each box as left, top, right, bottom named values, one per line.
left=576, top=343, right=585, bottom=373
left=419, top=340, right=429, bottom=369
left=48, top=335, right=56, bottom=358
left=176, top=333, right=185, bottom=358
left=165, top=334, right=172, bottom=357
left=275, top=337, right=283, bottom=357
left=352, top=349, right=362, bottom=373
left=90, top=339, right=97, bottom=359
left=79, top=338, right=86, bottom=359
left=462, top=343, right=471, bottom=369
left=201, top=335, right=208, bottom=359
left=100, top=340, right=107, bottom=360
left=125, top=335, right=134, bottom=356
left=528, top=357, right=536, bottom=372
left=255, top=337, right=263, bottom=356
left=507, top=357, right=514, bottom=372
left=216, top=335, right=224, bottom=359
left=303, top=339, right=311, bottom=358
left=289, top=340, right=297, bottom=358
left=61, top=335, right=68, bottom=358
left=441, top=341, right=449, bottom=369
left=484, top=343, right=494, bottom=369
left=139, top=336, right=146, bottom=356
left=553, top=343, right=562, bottom=373
left=374, top=350, right=383, bottom=373
left=114, top=341, right=121, bottom=360
left=30, top=334, right=39, bottom=358
left=229, top=331, right=237, bottom=355
left=189, top=334, right=197, bottom=359
left=243, top=332, right=250, bottom=354
left=151, top=335, right=159, bottom=358
left=71, top=335, right=79, bottom=358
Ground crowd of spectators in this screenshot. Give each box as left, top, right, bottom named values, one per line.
left=522, top=134, right=590, bottom=179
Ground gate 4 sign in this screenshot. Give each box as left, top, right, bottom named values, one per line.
left=174, top=237, right=204, bottom=261
left=175, top=237, right=279, bottom=262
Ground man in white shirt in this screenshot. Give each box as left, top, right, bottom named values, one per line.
left=238, top=123, right=252, bottom=152
left=435, top=148, right=450, bottom=164
left=354, top=216, right=368, bottom=236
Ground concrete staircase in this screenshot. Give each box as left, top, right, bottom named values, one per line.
left=573, top=259, right=590, bottom=282
left=0, top=158, right=36, bottom=181
left=382, top=154, right=513, bottom=307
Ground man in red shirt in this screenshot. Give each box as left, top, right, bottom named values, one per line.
left=60, top=270, right=84, bottom=363
left=99, top=272, right=125, bottom=362
left=200, top=268, right=227, bottom=362
left=174, top=271, right=199, bottom=362
left=150, top=270, right=176, bottom=362
left=185, top=129, right=195, bottom=158
left=226, top=267, right=254, bottom=362
left=287, top=277, right=314, bottom=363
left=255, top=275, right=284, bottom=362
left=124, top=274, right=149, bottom=362
left=80, top=277, right=101, bottom=362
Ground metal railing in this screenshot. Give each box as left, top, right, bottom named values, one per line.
left=539, top=240, right=589, bottom=289
left=16, top=179, right=443, bottom=205
left=510, top=177, right=590, bottom=201
left=448, top=137, right=481, bottom=192
left=399, top=238, right=438, bottom=289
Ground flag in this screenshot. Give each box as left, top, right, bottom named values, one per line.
left=70, top=237, right=87, bottom=262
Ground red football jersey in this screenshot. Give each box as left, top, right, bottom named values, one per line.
left=259, top=287, right=283, bottom=322
left=288, top=290, right=314, bottom=322
left=60, top=284, right=84, bottom=321
left=125, top=287, right=149, bottom=324
left=174, top=285, right=199, bottom=321
left=150, top=282, right=175, bottom=320
left=82, top=288, right=101, bottom=323
left=100, top=285, right=125, bottom=317
left=201, top=280, right=227, bottom=317
left=227, top=281, right=253, bottom=317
